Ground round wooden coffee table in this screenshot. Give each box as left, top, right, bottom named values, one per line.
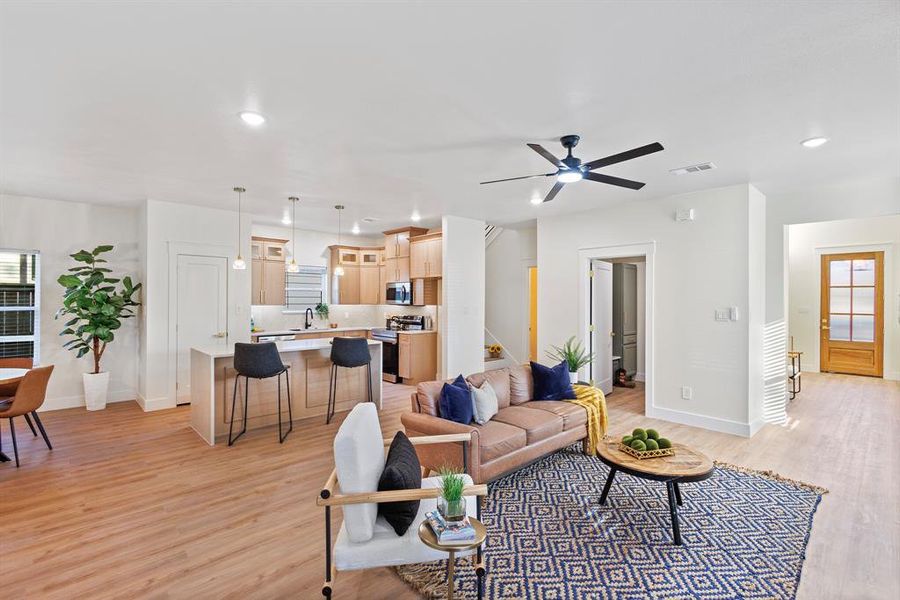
left=596, top=436, right=714, bottom=545
left=418, top=517, right=487, bottom=600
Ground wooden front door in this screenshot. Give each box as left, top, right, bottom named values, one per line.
left=820, top=251, right=884, bottom=377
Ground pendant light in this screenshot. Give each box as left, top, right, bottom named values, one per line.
left=286, top=196, right=300, bottom=273
left=333, top=204, right=345, bottom=277
left=232, top=187, right=247, bottom=270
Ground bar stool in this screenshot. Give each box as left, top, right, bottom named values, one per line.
left=229, top=342, right=293, bottom=446
left=326, top=337, right=373, bottom=424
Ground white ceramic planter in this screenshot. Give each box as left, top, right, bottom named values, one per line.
left=83, top=371, right=110, bottom=411
left=569, top=371, right=579, bottom=384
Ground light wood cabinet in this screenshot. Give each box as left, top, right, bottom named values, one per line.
left=412, top=278, right=439, bottom=306
left=251, top=237, right=288, bottom=305
left=384, top=256, right=409, bottom=283
left=384, top=227, right=428, bottom=259
left=360, top=249, right=381, bottom=266
left=410, top=233, right=442, bottom=279
left=337, top=266, right=360, bottom=304
left=359, top=265, right=380, bottom=305
left=379, top=265, right=388, bottom=304
left=398, top=332, right=437, bottom=384
left=337, top=248, right=360, bottom=265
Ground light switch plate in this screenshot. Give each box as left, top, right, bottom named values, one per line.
left=729, top=306, right=740, bottom=321
left=675, top=208, right=695, bottom=222
left=715, top=309, right=730, bottom=321
left=681, top=386, right=692, bottom=400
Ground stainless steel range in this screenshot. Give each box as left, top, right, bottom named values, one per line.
left=371, top=315, right=431, bottom=382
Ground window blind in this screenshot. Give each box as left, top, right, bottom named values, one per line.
left=0, top=251, right=40, bottom=360
left=285, top=265, right=327, bottom=311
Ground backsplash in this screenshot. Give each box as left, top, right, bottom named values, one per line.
left=251, top=304, right=437, bottom=332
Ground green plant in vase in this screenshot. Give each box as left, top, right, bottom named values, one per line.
left=546, top=336, right=594, bottom=383
left=438, top=467, right=467, bottom=522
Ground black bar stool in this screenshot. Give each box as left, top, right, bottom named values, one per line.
left=229, top=342, right=293, bottom=445
left=326, top=337, right=373, bottom=424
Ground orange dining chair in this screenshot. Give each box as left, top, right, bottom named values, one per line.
left=0, top=365, right=53, bottom=467
left=0, top=357, right=39, bottom=437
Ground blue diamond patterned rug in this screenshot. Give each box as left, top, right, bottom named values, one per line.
left=396, top=446, right=827, bottom=599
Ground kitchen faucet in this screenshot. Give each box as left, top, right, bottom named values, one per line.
left=305, top=307, right=314, bottom=329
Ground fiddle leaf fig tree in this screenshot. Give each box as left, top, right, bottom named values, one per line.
left=55, top=245, right=142, bottom=374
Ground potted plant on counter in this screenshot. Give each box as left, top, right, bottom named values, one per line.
left=56, top=245, right=141, bottom=410
left=315, top=301, right=329, bottom=322
left=547, top=336, right=594, bottom=384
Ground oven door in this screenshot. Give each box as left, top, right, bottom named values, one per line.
left=375, top=337, right=399, bottom=382
left=386, top=283, right=412, bottom=305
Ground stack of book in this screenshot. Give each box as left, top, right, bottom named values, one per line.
left=425, top=510, right=475, bottom=545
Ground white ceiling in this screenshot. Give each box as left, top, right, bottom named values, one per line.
left=1, top=1, right=898, bottom=234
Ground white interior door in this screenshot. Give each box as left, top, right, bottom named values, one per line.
left=176, top=254, right=228, bottom=404
left=591, top=260, right=613, bottom=395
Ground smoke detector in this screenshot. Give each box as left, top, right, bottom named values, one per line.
left=669, top=162, right=716, bottom=175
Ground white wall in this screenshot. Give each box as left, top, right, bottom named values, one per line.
left=538, top=184, right=766, bottom=436
left=788, top=214, right=900, bottom=380
left=139, top=199, right=252, bottom=409
left=442, top=215, right=485, bottom=378
left=0, top=194, right=140, bottom=410
left=484, top=226, right=536, bottom=364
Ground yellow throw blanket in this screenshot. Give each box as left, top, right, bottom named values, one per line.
left=569, top=384, right=608, bottom=456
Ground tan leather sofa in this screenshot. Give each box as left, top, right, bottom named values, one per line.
left=400, top=364, right=589, bottom=484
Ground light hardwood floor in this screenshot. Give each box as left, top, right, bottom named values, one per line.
left=1, top=373, right=897, bottom=599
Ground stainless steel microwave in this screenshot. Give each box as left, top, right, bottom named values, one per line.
left=386, top=282, right=412, bottom=305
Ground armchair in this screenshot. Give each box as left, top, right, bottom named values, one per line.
left=317, top=403, right=487, bottom=598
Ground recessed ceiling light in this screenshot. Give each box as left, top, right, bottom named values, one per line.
left=530, top=196, right=542, bottom=205
left=800, top=136, right=828, bottom=148
left=410, top=211, right=421, bottom=222
left=351, top=223, right=360, bottom=235
left=239, top=111, right=266, bottom=126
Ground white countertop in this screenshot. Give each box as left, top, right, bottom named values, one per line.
left=397, top=330, right=438, bottom=335
left=193, top=338, right=382, bottom=358
left=250, top=326, right=375, bottom=337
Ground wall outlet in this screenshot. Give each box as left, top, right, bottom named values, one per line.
left=715, top=309, right=730, bottom=321
left=681, top=386, right=692, bottom=400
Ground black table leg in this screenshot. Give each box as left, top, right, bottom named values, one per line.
left=673, top=482, right=683, bottom=506
left=666, top=481, right=682, bottom=545
left=599, top=467, right=617, bottom=505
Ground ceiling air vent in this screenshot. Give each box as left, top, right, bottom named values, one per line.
left=361, top=217, right=379, bottom=223
left=669, top=162, right=716, bottom=175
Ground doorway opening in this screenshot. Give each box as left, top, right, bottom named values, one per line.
left=578, top=242, right=655, bottom=416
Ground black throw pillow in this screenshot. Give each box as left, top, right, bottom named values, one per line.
left=377, top=431, right=422, bottom=536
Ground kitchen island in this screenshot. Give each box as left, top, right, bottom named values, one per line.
left=190, top=338, right=382, bottom=445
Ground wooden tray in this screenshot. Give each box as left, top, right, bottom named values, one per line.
left=618, top=443, right=675, bottom=460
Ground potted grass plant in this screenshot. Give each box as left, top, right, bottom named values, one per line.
left=438, top=468, right=467, bottom=522
left=547, top=336, right=594, bottom=383
left=56, top=245, right=141, bottom=410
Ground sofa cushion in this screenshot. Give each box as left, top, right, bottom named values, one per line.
left=377, top=432, right=422, bottom=536
left=415, top=380, right=445, bottom=416
left=531, top=360, right=576, bottom=401
left=471, top=380, right=499, bottom=425
left=476, top=420, right=527, bottom=462
left=439, top=375, right=473, bottom=424
left=524, top=401, right=588, bottom=431
left=467, top=368, right=511, bottom=409
left=491, top=406, right=564, bottom=445
left=508, top=364, right=533, bottom=405
left=333, top=403, right=386, bottom=543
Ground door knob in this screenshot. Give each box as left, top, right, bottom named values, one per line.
left=213, top=332, right=227, bottom=338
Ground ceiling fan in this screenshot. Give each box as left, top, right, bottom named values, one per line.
left=480, top=135, right=664, bottom=203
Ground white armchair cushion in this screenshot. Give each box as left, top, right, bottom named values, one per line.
left=334, top=474, right=478, bottom=571
left=333, top=403, right=386, bottom=543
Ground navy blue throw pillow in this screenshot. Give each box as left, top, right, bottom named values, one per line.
left=531, top=360, right=576, bottom=400
left=439, top=374, right=473, bottom=424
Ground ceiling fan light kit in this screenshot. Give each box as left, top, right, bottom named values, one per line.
left=481, top=134, right=664, bottom=202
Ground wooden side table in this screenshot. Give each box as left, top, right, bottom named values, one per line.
left=596, top=437, right=714, bottom=545
left=418, top=517, right=487, bottom=600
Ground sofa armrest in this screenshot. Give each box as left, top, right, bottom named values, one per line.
left=401, top=412, right=483, bottom=482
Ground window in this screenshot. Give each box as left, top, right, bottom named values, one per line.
left=285, top=265, right=327, bottom=312
left=0, top=250, right=40, bottom=361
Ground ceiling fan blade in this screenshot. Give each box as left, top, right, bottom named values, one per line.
left=480, top=173, right=554, bottom=185
left=584, top=171, right=646, bottom=190
left=583, top=142, right=664, bottom=171
left=543, top=180, right=565, bottom=202
left=527, top=143, right=565, bottom=168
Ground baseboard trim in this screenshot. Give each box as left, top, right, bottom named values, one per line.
left=646, top=404, right=755, bottom=437
left=634, top=372, right=646, bottom=382
left=885, top=370, right=899, bottom=381
left=136, top=393, right=175, bottom=412
left=41, top=388, right=137, bottom=412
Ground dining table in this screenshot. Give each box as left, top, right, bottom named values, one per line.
left=0, top=368, right=28, bottom=462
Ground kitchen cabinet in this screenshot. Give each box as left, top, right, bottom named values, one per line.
left=384, top=256, right=409, bottom=283
left=398, top=332, right=437, bottom=384
left=412, top=278, right=440, bottom=306
left=410, top=233, right=442, bottom=278
left=384, top=227, right=428, bottom=259
left=337, top=266, right=360, bottom=304
left=337, top=247, right=360, bottom=265
left=612, top=263, right=638, bottom=375
left=251, top=236, right=288, bottom=306
left=379, top=265, right=388, bottom=304
left=360, top=249, right=381, bottom=266
left=359, top=265, right=381, bottom=305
